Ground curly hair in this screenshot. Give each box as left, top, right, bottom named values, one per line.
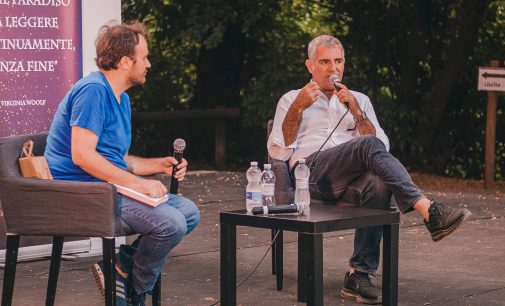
left=95, top=21, right=148, bottom=70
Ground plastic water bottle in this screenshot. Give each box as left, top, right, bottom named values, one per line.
left=294, top=159, right=310, bottom=209
left=246, top=161, right=262, bottom=212
left=260, top=164, right=276, bottom=206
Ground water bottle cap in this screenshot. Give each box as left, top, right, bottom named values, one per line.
left=250, top=161, right=258, bottom=166
left=264, top=164, right=271, bottom=169
left=299, top=158, right=306, bottom=164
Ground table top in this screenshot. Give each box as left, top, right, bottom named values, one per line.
left=220, top=203, right=400, bottom=233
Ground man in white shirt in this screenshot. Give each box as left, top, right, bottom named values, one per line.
left=268, top=35, right=471, bottom=304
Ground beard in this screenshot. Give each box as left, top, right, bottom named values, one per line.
left=127, top=71, right=147, bottom=87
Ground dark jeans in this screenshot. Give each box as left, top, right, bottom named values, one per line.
left=305, top=135, right=423, bottom=274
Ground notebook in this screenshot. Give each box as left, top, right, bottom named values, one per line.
left=113, top=184, right=168, bottom=207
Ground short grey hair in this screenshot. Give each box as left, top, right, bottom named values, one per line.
left=307, top=35, right=345, bottom=60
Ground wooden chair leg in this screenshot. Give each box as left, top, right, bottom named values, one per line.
left=102, top=238, right=116, bottom=306
left=2, top=235, right=20, bottom=306
left=152, top=275, right=161, bottom=306
left=45, top=236, right=64, bottom=306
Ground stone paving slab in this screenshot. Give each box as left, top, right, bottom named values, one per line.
left=1, top=171, right=504, bottom=305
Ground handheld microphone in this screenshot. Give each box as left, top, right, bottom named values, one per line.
left=170, top=138, right=186, bottom=194
left=329, top=74, right=349, bottom=108
left=329, top=73, right=341, bottom=89
left=252, top=203, right=302, bottom=215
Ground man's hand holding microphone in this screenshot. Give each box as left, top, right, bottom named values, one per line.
left=129, top=139, right=188, bottom=198
left=330, top=74, right=374, bottom=134
left=330, top=74, right=362, bottom=117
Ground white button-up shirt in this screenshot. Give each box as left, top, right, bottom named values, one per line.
left=267, top=89, right=390, bottom=168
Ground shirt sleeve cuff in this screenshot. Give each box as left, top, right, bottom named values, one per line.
left=270, top=136, right=296, bottom=149
left=267, top=137, right=295, bottom=161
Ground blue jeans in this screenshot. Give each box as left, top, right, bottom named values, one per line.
left=305, top=135, right=423, bottom=274
left=118, top=193, right=200, bottom=295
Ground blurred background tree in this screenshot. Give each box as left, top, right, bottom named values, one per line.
left=122, top=0, right=505, bottom=180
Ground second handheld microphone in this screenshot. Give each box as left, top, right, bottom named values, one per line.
left=252, top=203, right=302, bottom=215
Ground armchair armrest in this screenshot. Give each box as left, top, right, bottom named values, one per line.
left=0, top=177, right=120, bottom=237
left=270, top=158, right=295, bottom=204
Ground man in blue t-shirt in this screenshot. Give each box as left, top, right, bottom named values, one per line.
left=45, top=21, right=200, bottom=306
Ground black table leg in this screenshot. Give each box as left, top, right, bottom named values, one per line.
left=382, top=223, right=399, bottom=306
left=221, top=222, right=237, bottom=306
left=297, top=233, right=308, bottom=302
left=275, top=229, right=283, bottom=290
left=271, top=229, right=277, bottom=275
left=305, top=233, right=323, bottom=306
left=298, top=233, right=323, bottom=305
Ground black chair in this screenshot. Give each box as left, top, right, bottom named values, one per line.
left=266, top=119, right=398, bottom=301
left=267, top=119, right=335, bottom=289
left=0, top=133, right=162, bottom=306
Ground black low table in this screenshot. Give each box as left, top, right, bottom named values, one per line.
left=220, top=204, right=400, bottom=306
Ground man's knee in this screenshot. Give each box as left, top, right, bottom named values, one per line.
left=346, top=173, right=391, bottom=210
left=187, top=207, right=201, bottom=234
left=157, top=214, right=187, bottom=242
left=358, top=135, right=386, bottom=151
left=367, top=181, right=391, bottom=210
left=176, top=197, right=201, bottom=234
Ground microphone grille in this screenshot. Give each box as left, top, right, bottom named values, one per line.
left=329, top=74, right=341, bottom=84
left=173, top=138, right=186, bottom=151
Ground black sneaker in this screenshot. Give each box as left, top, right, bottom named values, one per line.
left=129, top=292, right=147, bottom=306
left=340, top=271, right=381, bottom=305
left=424, top=201, right=472, bottom=242
left=91, top=260, right=129, bottom=306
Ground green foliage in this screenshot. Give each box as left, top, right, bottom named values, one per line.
left=121, top=0, right=505, bottom=179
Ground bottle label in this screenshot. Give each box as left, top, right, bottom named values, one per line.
left=296, top=178, right=308, bottom=189
left=246, top=191, right=262, bottom=203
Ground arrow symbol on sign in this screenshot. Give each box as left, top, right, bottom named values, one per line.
left=482, top=72, right=505, bottom=79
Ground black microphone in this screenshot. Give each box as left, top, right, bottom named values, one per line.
left=170, top=138, right=186, bottom=194
left=252, top=203, right=301, bottom=215
left=329, top=73, right=349, bottom=108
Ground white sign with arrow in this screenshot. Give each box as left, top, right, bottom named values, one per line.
left=478, top=67, right=505, bottom=92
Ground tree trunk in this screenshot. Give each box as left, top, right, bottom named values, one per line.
left=191, top=25, right=245, bottom=166
left=193, top=26, right=245, bottom=109
left=415, top=0, right=491, bottom=161
left=396, top=1, right=426, bottom=109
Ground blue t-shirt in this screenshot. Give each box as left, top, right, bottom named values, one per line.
left=45, top=71, right=131, bottom=182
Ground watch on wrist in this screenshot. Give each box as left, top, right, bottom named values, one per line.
left=353, top=111, right=367, bottom=123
